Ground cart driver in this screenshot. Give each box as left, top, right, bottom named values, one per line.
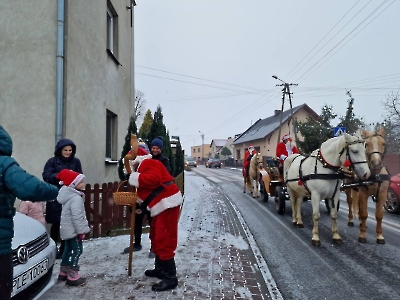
left=243, top=144, right=256, bottom=177
left=276, top=134, right=299, bottom=166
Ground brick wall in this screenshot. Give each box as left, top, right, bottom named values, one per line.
left=384, top=153, right=400, bottom=176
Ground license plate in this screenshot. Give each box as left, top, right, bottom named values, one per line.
left=12, top=258, right=49, bottom=296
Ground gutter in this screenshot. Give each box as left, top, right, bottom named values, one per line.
left=55, top=0, right=64, bottom=143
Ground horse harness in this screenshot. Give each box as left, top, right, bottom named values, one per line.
left=285, top=140, right=367, bottom=207
left=342, top=131, right=391, bottom=202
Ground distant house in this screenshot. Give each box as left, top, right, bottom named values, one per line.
left=232, top=103, right=319, bottom=162
left=210, top=139, right=228, bottom=158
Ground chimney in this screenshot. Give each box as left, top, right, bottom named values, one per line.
left=275, top=110, right=281, bottom=116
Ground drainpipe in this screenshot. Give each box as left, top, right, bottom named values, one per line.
left=55, top=0, right=64, bottom=143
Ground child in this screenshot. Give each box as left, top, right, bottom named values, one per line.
left=18, top=201, right=46, bottom=226
left=56, top=169, right=90, bottom=287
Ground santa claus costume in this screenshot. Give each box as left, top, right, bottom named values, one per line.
left=128, top=148, right=183, bottom=292
left=243, top=144, right=256, bottom=177
left=276, top=134, right=299, bottom=165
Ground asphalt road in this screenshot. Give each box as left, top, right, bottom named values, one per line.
left=190, top=165, right=400, bottom=300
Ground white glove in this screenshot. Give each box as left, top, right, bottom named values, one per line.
left=280, top=154, right=287, bottom=160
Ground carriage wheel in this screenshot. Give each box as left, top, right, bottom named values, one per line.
left=275, top=186, right=285, bottom=215
left=260, top=181, right=269, bottom=203
left=325, top=199, right=340, bottom=213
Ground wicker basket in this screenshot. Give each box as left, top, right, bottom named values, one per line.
left=113, top=181, right=137, bottom=206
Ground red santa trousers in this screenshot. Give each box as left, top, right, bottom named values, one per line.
left=150, top=205, right=180, bottom=261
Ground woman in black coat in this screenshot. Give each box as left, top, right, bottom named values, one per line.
left=42, top=139, right=82, bottom=258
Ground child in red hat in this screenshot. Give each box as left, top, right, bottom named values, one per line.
left=56, top=169, right=90, bottom=287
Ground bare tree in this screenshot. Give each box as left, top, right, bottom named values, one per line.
left=133, top=89, right=147, bottom=123
left=381, top=91, right=400, bottom=153
left=381, top=91, right=400, bottom=123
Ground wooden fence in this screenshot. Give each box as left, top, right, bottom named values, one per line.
left=83, top=181, right=135, bottom=239
left=82, top=173, right=185, bottom=240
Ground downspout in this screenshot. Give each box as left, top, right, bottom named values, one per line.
left=55, top=0, right=64, bottom=143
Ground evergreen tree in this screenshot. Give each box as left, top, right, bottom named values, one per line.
left=337, top=91, right=363, bottom=135
left=174, top=141, right=184, bottom=176
left=117, top=115, right=138, bottom=181
left=138, top=109, right=153, bottom=142
left=376, top=121, right=400, bottom=154
left=148, top=105, right=176, bottom=176
left=221, top=147, right=232, bottom=156
left=295, top=104, right=336, bottom=154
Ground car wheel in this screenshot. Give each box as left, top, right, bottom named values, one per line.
left=275, top=186, right=285, bottom=214
left=384, top=188, right=400, bottom=213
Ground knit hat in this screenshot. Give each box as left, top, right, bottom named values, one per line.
left=282, top=134, right=291, bottom=141
left=56, top=169, right=85, bottom=188
left=150, top=136, right=164, bottom=149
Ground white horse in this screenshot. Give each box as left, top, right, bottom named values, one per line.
left=243, top=152, right=263, bottom=198
left=284, top=133, right=371, bottom=246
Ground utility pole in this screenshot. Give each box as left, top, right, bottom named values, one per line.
left=199, top=131, right=204, bottom=164
left=272, top=75, right=298, bottom=145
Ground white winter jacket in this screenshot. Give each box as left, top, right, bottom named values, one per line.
left=57, top=186, right=90, bottom=240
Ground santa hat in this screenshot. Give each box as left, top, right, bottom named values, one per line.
left=248, top=144, right=254, bottom=150
left=282, top=134, right=291, bottom=141
left=131, top=147, right=152, bottom=165
left=56, top=169, right=85, bottom=188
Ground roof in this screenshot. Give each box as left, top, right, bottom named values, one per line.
left=211, top=139, right=228, bottom=147
left=232, top=103, right=318, bottom=145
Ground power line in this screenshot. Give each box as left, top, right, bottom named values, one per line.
left=298, top=0, right=396, bottom=84
left=285, top=0, right=362, bottom=80
left=135, top=65, right=267, bottom=92
left=295, top=0, right=391, bottom=83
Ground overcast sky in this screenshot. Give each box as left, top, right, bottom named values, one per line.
left=134, top=1, right=400, bottom=154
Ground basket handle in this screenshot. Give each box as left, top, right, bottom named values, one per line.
left=117, top=180, right=127, bottom=192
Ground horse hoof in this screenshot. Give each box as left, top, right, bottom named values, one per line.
left=348, top=222, right=354, bottom=227
left=377, top=239, right=385, bottom=245
left=333, top=238, right=343, bottom=245
left=292, top=222, right=297, bottom=226
left=243, top=191, right=245, bottom=193
left=297, top=223, right=304, bottom=228
left=358, top=237, right=367, bottom=243
left=311, top=240, right=321, bottom=247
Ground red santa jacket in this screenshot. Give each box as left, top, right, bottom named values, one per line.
left=243, top=149, right=256, bottom=169
left=276, top=142, right=299, bottom=163
left=128, top=158, right=183, bottom=217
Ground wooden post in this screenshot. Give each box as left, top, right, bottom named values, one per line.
left=127, top=202, right=136, bottom=276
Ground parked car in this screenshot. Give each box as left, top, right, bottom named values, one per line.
left=206, top=158, right=221, bottom=168
left=185, top=157, right=197, bottom=167
left=11, top=212, right=57, bottom=300
left=384, top=173, right=400, bottom=213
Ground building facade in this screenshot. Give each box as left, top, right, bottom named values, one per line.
left=1, top=0, right=135, bottom=184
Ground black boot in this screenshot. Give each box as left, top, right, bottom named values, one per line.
left=151, top=258, right=178, bottom=292
left=145, top=256, right=164, bottom=279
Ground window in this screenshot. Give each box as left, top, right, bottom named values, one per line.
left=106, top=1, right=120, bottom=65
left=106, top=110, right=118, bottom=161
left=236, top=149, right=241, bottom=160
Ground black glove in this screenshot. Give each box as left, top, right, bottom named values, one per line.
left=136, top=204, right=147, bottom=214
left=125, top=173, right=131, bottom=181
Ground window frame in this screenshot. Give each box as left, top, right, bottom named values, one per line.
left=106, top=110, right=118, bottom=163
left=106, top=0, right=121, bottom=66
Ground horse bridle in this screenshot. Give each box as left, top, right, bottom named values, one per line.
left=364, top=132, right=386, bottom=163
left=251, top=154, right=263, bottom=171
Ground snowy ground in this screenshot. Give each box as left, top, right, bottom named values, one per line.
left=40, top=171, right=269, bottom=299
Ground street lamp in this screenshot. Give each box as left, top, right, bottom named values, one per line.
left=272, top=75, right=298, bottom=145
left=199, top=131, right=204, bottom=165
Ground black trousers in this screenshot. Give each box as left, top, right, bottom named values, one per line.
left=134, top=211, right=152, bottom=246
left=0, top=253, right=13, bottom=300
left=49, top=222, right=65, bottom=253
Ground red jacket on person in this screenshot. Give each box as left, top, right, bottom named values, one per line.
left=276, top=142, right=299, bottom=164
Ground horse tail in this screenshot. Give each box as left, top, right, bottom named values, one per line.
left=351, top=189, right=360, bottom=220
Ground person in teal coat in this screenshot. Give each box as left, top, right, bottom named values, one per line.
left=0, top=125, right=58, bottom=300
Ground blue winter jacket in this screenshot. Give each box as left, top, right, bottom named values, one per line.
left=0, top=126, right=58, bottom=256
left=42, top=139, right=82, bottom=224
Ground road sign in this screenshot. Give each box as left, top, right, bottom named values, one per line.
left=334, top=127, right=346, bottom=137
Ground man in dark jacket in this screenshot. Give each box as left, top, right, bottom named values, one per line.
left=150, top=136, right=171, bottom=175
left=0, top=125, right=58, bottom=299
left=42, top=138, right=82, bottom=258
